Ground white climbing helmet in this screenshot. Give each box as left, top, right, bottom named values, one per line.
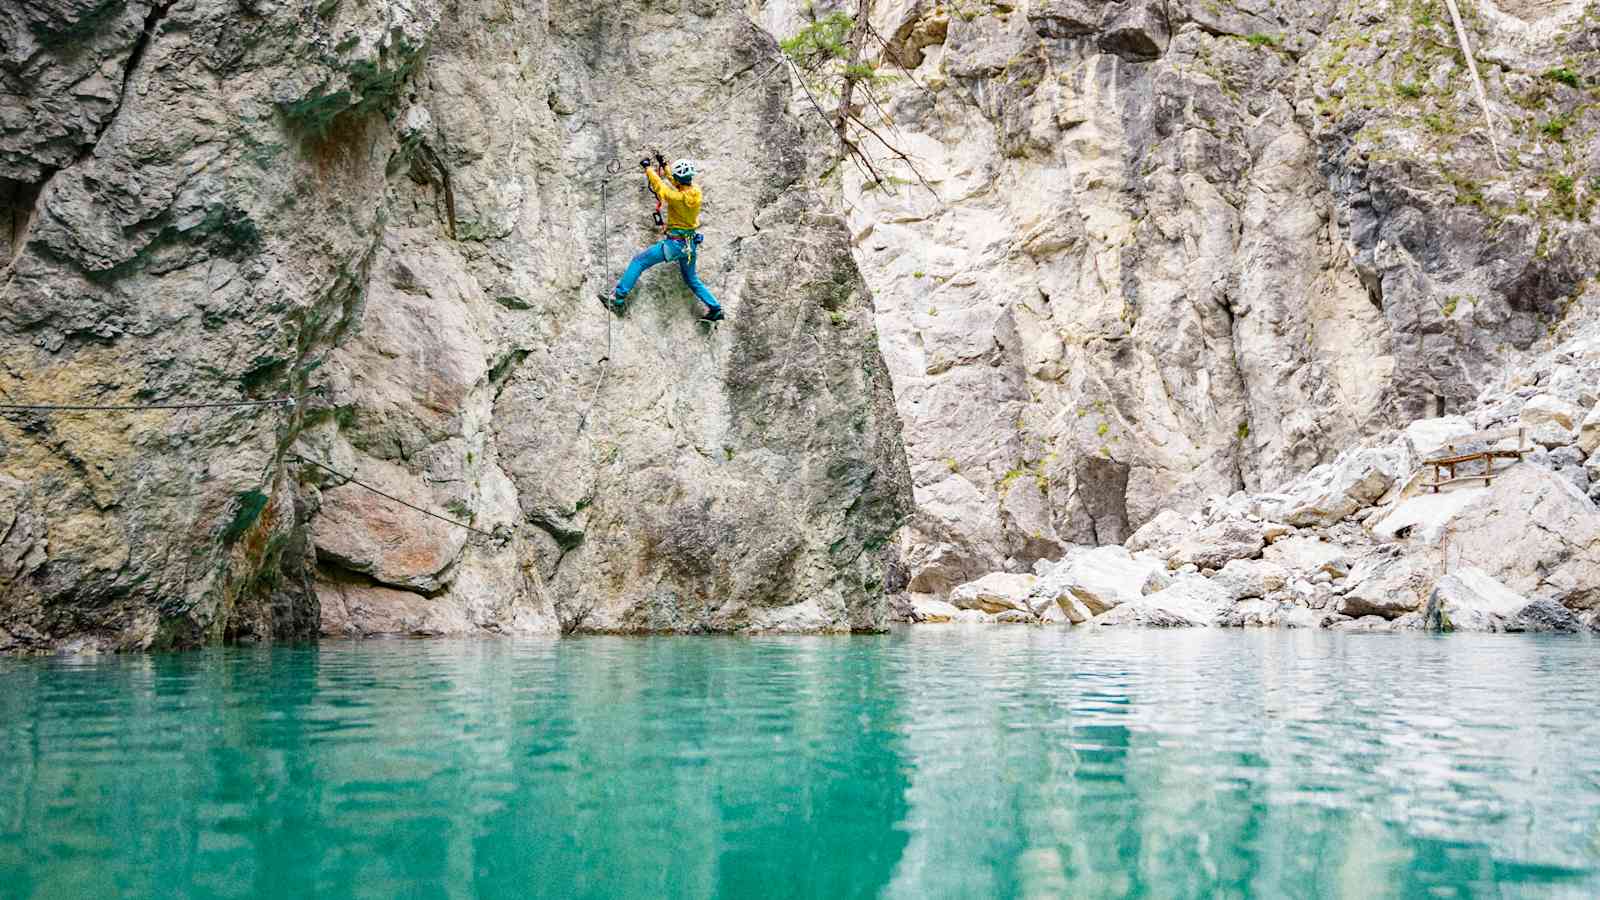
left=670, top=159, right=697, bottom=183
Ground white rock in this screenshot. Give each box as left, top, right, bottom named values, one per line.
left=1404, top=415, right=1477, bottom=460
left=1124, top=509, right=1189, bottom=554
left=949, top=571, right=1038, bottom=613
left=1331, top=615, right=1395, bottom=632
left=1210, top=559, right=1291, bottom=601
left=1030, top=546, right=1169, bottom=620
left=1422, top=567, right=1530, bottom=632
left=1270, top=446, right=1406, bottom=527
left=1166, top=517, right=1268, bottom=569
left=1529, top=422, right=1575, bottom=449
left=1370, top=486, right=1489, bottom=544
left=1437, top=465, right=1600, bottom=610
left=1263, top=535, right=1352, bottom=580
left=1090, top=576, right=1229, bottom=628
left=912, top=597, right=962, bottom=623
left=1520, top=394, right=1583, bottom=431
left=1336, top=552, right=1440, bottom=619
left=1578, top=402, right=1600, bottom=454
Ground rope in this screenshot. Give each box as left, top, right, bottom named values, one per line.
left=582, top=57, right=790, bottom=186
left=289, top=453, right=500, bottom=538
left=576, top=167, right=616, bottom=434
left=4, top=393, right=499, bottom=537
left=676, top=58, right=789, bottom=136
left=0, top=398, right=294, bottom=413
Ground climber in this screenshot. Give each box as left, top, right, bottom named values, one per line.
left=598, top=155, right=724, bottom=322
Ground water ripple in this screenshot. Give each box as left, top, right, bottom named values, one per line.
left=3, top=630, right=1600, bottom=897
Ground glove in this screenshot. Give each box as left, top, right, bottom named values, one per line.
left=639, top=158, right=651, bottom=168
left=654, top=151, right=667, bottom=168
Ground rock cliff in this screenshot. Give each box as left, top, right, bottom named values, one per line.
left=6, top=0, right=1599, bottom=650
left=761, top=0, right=1600, bottom=594
left=1, top=0, right=911, bottom=650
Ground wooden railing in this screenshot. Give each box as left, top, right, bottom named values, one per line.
left=1421, top=427, right=1528, bottom=492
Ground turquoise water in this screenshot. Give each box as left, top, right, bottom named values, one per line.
left=3, top=629, right=1599, bottom=898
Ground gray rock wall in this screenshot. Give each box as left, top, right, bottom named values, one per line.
left=1, top=0, right=911, bottom=650
left=761, top=0, right=1600, bottom=595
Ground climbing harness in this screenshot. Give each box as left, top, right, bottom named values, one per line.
left=666, top=227, right=700, bottom=267
left=673, top=58, right=789, bottom=137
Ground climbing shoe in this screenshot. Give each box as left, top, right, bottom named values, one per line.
left=597, top=291, right=627, bottom=316
left=699, top=307, right=725, bottom=323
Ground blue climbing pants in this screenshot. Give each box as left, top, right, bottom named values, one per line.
left=613, top=235, right=721, bottom=312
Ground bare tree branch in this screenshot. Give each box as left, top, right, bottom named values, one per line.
left=846, top=110, right=938, bottom=198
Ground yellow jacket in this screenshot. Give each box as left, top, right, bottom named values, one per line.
left=647, top=168, right=702, bottom=231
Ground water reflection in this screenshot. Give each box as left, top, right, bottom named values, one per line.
left=1, top=630, right=1598, bottom=897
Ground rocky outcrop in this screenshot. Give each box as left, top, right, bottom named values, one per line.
left=757, top=0, right=1600, bottom=599
left=0, top=0, right=910, bottom=650
left=968, top=297, right=1600, bottom=632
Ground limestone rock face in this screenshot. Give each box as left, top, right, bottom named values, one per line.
left=758, top=0, right=1600, bottom=596
left=0, top=0, right=910, bottom=650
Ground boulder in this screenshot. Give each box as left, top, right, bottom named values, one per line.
left=1438, top=465, right=1600, bottom=610
left=1336, top=552, right=1439, bottom=619
left=1528, top=422, right=1575, bottom=449
left=1422, top=568, right=1531, bottom=632
left=1509, top=598, right=1581, bottom=633
left=1210, top=559, right=1291, bottom=601
left=911, top=597, right=962, bottom=623
left=1124, top=509, right=1191, bottom=554
left=1217, top=597, right=1279, bottom=627
left=1519, top=394, right=1583, bottom=431
left=1166, top=517, right=1267, bottom=569
left=318, top=579, right=473, bottom=637
left=1263, top=536, right=1352, bottom=580
left=1029, top=546, right=1168, bottom=622
left=1089, top=576, right=1228, bottom=627
left=949, top=572, right=1038, bottom=614
left=1270, top=446, right=1405, bottom=527
left=1403, top=415, right=1477, bottom=461
left=311, top=457, right=469, bottom=593
left=1579, top=402, right=1600, bottom=455
left=1370, top=487, right=1489, bottom=544
left=1331, top=615, right=1397, bottom=632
